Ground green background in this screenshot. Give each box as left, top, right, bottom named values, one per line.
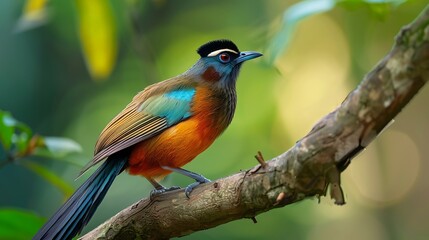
left=1, top=0, right=428, bottom=239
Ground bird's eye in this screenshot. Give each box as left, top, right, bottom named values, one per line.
left=218, top=53, right=230, bottom=63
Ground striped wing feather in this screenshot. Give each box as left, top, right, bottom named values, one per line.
left=79, top=78, right=195, bottom=176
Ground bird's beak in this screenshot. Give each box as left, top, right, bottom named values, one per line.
left=234, top=51, right=263, bottom=64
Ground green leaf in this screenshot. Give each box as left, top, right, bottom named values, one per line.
left=21, top=161, right=74, bottom=198
left=0, top=110, right=33, bottom=155
left=0, top=111, right=16, bottom=150
left=0, top=111, right=81, bottom=167
left=13, top=131, right=32, bottom=156
left=268, top=0, right=336, bottom=63
left=0, top=208, right=45, bottom=240
left=14, top=121, right=32, bottom=137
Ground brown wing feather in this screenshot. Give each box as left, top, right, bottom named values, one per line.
left=78, top=75, right=194, bottom=176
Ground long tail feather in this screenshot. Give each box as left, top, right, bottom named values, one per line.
left=33, top=152, right=128, bottom=240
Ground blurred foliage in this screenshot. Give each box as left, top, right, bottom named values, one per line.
left=0, top=110, right=80, bottom=236
left=0, top=208, right=45, bottom=240
left=20, top=161, right=74, bottom=199
left=15, top=0, right=49, bottom=32
left=0, top=110, right=81, bottom=165
left=268, top=0, right=407, bottom=62
left=16, top=0, right=411, bottom=79
left=75, top=0, right=117, bottom=80
left=0, top=110, right=32, bottom=154
left=0, top=0, right=428, bottom=239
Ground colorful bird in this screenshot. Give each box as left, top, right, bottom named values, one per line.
left=33, top=39, right=262, bottom=240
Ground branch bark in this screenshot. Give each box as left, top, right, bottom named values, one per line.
left=81, top=5, right=429, bottom=240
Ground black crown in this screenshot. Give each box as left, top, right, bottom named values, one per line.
left=197, top=39, right=240, bottom=58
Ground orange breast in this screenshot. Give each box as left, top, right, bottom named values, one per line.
left=127, top=87, right=224, bottom=178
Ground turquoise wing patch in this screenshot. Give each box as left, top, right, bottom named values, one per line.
left=164, top=88, right=196, bottom=101
left=138, top=88, right=196, bottom=125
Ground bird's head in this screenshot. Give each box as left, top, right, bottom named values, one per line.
left=188, top=39, right=262, bottom=88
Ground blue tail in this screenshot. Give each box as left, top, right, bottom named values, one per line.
left=33, top=152, right=128, bottom=240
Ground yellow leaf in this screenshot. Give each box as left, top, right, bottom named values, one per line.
left=76, top=0, right=117, bottom=80
left=24, top=0, right=48, bottom=12
left=15, top=0, right=49, bottom=32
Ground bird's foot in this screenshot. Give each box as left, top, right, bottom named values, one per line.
left=185, top=177, right=211, bottom=198
left=150, top=186, right=181, bottom=199
left=158, top=166, right=211, bottom=198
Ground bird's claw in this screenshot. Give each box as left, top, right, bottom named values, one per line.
left=185, top=178, right=211, bottom=198
left=150, top=186, right=181, bottom=199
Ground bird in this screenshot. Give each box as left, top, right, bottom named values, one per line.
left=33, top=39, right=262, bottom=240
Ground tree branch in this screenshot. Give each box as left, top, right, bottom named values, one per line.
left=81, top=5, right=429, bottom=240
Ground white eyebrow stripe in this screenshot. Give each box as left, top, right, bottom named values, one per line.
left=207, top=49, right=239, bottom=57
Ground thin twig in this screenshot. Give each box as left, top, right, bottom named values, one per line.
left=254, top=151, right=267, bottom=168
